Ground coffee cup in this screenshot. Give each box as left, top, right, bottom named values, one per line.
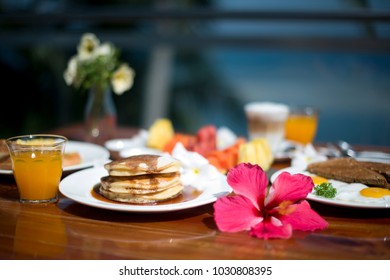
left=244, top=102, right=289, bottom=153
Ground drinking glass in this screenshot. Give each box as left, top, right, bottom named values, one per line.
left=285, top=106, right=318, bottom=145
left=6, top=134, right=67, bottom=204
left=244, top=102, right=290, bottom=153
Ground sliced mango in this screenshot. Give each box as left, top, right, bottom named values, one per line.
left=238, top=138, right=274, bottom=171
left=147, top=118, right=175, bottom=150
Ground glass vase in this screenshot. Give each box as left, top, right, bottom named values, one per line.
left=84, top=83, right=117, bottom=143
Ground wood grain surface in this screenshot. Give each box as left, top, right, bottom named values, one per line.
left=0, top=124, right=389, bottom=260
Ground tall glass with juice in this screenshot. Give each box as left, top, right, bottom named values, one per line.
left=6, top=135, right=67, bottom=204
left=285, top=107, right=318, bottom=145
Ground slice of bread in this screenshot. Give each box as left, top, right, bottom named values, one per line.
left=359, top=161, right=390, bottom=182
left=306, top=157, right=389, bottom=188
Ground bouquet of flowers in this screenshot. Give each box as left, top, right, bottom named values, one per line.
left=63, top=33, right=135, bottom=95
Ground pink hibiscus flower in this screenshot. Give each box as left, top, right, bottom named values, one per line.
left=213, top=163, right=328, bottom=239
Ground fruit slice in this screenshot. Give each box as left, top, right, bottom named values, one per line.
left=207, top=137, right=246, bottom=174
left=147, top=118, right=175, bottom=150
left=192, top=125, right=217, bottom=157
left=163, top=133, right=197, bottom=154
left=238, top=138, right=274, bottom=171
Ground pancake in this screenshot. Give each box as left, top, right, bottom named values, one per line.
left=104, top=154, right=181, bottom=176
left=100, top=172, right=181, bottom=194
left=99, top=183, right=183, bottom=204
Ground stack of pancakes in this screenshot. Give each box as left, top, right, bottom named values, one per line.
left=101, top=154, right=183, bottom=204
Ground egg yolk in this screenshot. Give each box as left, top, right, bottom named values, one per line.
left=311, top=175, right=328, bottom=185
left=360, top=187, right=390, bottom=198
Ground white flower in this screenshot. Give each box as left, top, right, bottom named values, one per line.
left=77, top=33, right=100, bottom=60
left=217, top=126, right=237, bottom=150
left=171, top=142, right=220, bottom=190
left=111, top=63, right=135, bottom=95
left=63, top=56, right=78, bottom=86
left=95, top=42, right=114, bottom=57
left=291, top=143, right=327, bottom=169
left=65, top=32, right=135, bottom=95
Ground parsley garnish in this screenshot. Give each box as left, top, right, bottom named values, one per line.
left=313, top=183, right=337, bottom=198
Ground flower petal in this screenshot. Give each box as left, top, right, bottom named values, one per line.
left=95, top=43, right=114, bottom=57
left=171, top=142, right=209, bottom=168
left=249, top=216, right=292, bottom=239
left=63, top=56, right=78, bottom=86
left=227, top=163, right=268, bottom=209
left=171, top=142, right=220, bottom=190
left=266, top=172, right=313, bottom=209
left=213, top=195, right=263, bottom=232
left=278, top=200, right=328, bottom=231
left=111, top=63, right=135, bottom=95
left=77, top=33, right=100, bottom=60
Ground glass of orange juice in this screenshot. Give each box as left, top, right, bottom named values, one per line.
left=6, top=134, right=67, bottom=204
left=285, top=106, right=318, bottom=145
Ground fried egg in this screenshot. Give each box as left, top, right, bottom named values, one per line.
left=360, top=187, right=390, bottom=198
left=308, top=174, right=390, bottom=205
left=271, top=168, right=390, bottom=206
left=310, top=175, right=328, bottom=185
left=324, top=182, right=390, bottom=205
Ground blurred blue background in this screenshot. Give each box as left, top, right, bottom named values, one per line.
left=0, top=0, right=389, bottom=146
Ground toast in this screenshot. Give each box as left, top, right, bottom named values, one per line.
left=306, top=157, right=389, bottom=189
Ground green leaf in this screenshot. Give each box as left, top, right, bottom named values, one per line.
left=313, top=182, right=337, bottom=198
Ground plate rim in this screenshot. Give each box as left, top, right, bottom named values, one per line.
left=271, top=167, right=390, bottom=209
left=59, top=166, right=232, bottom=213
left=0, top=140, right=110, bottom=175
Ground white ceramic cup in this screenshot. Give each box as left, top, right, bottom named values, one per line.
left=244, top=102, right=290, bottom=153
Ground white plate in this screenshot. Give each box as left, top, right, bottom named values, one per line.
left=104, top=129, right=148, bottom=152
left=271, top=167, right=390, bottom=209
left=59, top=167, right=232, bottom=212
left=0, top=141, right=110, bottom=175
left=273, top=140, right=303, bottom=161
left=63, top=141, right=110, bottom=171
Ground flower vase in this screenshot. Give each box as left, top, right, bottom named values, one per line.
left=84, top=84, right=117, bottom=143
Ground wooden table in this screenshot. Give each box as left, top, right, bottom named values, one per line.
left=0, top=124, right=389, bottom=260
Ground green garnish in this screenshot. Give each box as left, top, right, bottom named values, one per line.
left=313, top=183, right=337, bottom=198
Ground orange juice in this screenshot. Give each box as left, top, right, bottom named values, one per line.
left=285, top=111, right=318, bottom=144
left=12, top=150, right=63, bottom=201
left=6, top=134, right=67, bottom=204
